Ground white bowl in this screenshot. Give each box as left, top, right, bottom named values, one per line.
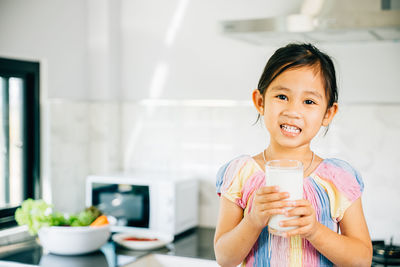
left=38, top=225, right=110, bottom=255
left=39, top=251, right=109, bottom=267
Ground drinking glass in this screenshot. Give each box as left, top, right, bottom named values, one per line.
left=265, top=159, right=303, bottom=236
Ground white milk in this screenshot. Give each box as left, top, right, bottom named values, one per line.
left=265, top=160, right=303, bottom=235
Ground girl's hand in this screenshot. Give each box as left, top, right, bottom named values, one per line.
left=279, top=199, right=320, bottom=240
left=247, top=186, right=290, bottom=230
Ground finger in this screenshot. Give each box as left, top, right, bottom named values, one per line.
left=260, top=200, right=292, bottom=211
left=284, top=207, right=312, bottom=217
left=257, top=186, right=280, bottom=195
left=284, top=199, right=311, bottom=207
left=263, top=208, right=286, bottom=216
left=258, top=192, right=290, bottom=203
left=279, top=216, right=310, bottom=228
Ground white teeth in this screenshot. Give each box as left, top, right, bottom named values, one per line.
left=281, top=124, right=300, bottom=133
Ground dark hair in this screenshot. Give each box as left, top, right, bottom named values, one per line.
left=255, top=43, right=338, bottom=131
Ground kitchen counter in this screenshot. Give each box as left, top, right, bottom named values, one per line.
left=0, top=227, right=216, bottom=266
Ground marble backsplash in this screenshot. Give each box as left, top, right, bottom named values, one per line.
left=45, top=100, right=400, bottom=243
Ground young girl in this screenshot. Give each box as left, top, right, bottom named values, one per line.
left=214, top=43, right=372, bottom=267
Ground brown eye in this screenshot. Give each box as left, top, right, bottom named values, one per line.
left=304, top=99, right=315, bottom=105
left=277, top=95, right=287, bottom=100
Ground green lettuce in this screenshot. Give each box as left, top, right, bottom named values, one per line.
left=15, top=199, right=102, bottom=235
left=68, top=206, right=101, bottom=227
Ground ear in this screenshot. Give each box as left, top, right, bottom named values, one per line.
left=322, top=103, right=338, bottom=126
left=252, top=89, right=264, bottom=115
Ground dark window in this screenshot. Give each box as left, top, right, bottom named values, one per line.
left=0, top=58, right=40, bottom=229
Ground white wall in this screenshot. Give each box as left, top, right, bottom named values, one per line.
left=321, top=42, right=400, bottom=104
left=0, top=0, right=88, bottom=99
left=120, top=0, right=302, bottom=100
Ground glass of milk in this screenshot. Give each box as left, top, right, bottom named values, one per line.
left=265, top=159, right=303, bottom=236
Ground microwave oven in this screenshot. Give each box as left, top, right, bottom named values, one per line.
left=86, top=173, right=199, bottom=236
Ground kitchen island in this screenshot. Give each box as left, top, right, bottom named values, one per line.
left=0, top=227, right=216, bottom=266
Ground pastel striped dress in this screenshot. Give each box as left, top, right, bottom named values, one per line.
left=216, top=155, right=364, bottom=267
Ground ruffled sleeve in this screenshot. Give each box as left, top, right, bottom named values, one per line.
left=216, top=155, right=265, bottom=210
left=313, top=158, right=364, bottom=222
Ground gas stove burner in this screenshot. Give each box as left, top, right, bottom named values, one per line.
left=373, top=240, right=400, bottom=266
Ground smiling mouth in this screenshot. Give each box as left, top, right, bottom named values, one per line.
left=280, top=124, right=301, bottom=134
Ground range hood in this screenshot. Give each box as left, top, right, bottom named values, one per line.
left=220, top=0, right=400, bottom=44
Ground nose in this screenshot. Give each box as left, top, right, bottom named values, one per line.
left=282, top=110, right=301, bottom=119
left=282, top=101, right=301, bottom=119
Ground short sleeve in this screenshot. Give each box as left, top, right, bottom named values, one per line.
left=216, top=155, right=264, bottom=209
left=216, top=156, right=246, bottom=207
left=314, top=158, right=364, bottom=222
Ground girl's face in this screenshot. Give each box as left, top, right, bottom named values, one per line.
left=253, top=66, right=338, bottom=150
